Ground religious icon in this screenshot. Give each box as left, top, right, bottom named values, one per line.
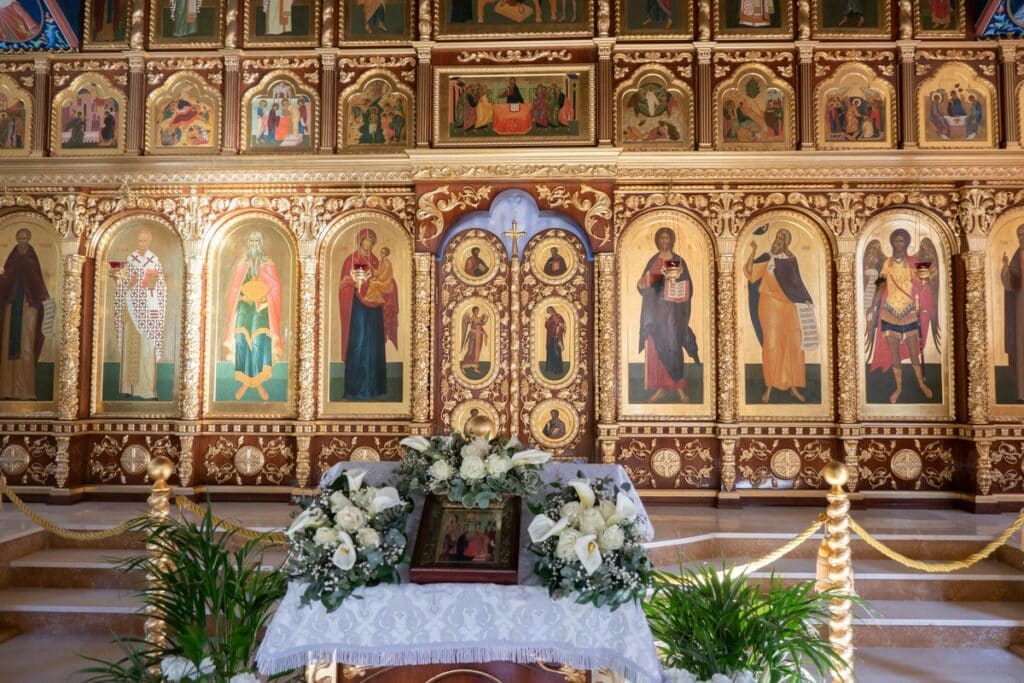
left=541, top=407, right=567, bottom=439
left=636, top=226, right=698, bottom=404
left=86, top=0, right=129, bottom=47
left=530, top=398, right=577, bottom=447
left=454, top=237, right=499, bottom=285
left=716, top=67, right=794, bottom=150
left=242, top=74, right=317, bottom=153
left=916, top=0, right=960, bottom=34
left=411, top=495, right=519, bottom=584
left=245, top=0, right=319, bottom=46
left=615, top=0, right=691, bottom=38
left=1012, top=0, right=1024, bottom=28
left=0, top=75, right=30, bottom=156
left=147, top=73, right=220, bottom=154
left=918, top=64, right=995, bottom=149
left=436, top=66, right=595, bottom=147
left=542, top=247, right=567, bottom=278
left=340, top=74, right=412, bottom=152
left=620, top=210, right=713, bottom=419
left=0, top=226, right=53, bottom=401
left=52, top=75, right=125, bottom=156
left=817, top=65, right=893, bottom=150
left=337, top=228, right=399, bottom=401
left=863, top=227, right=942, bottom=405
left=342, top=0, right=412, bottom=42
left=617, top=68, right=692, bottom=150
left=542, top=305, right=567, bottom=380
left=223, top=230, right=285, bottom=402
left=150, top=0, right=224, bottom=47
left=743, top=226, right=818, bottom=404
left=716, top=0, right=791, bottom=37
left=437, top=0, right=594, bottom=39
left=813, top=0, right=889, bottom=37
left=463, top=247, right=489, bottom=277
left=451, top=400, right=499, bottom=434
left=96, top=222, right=182, bottom=412
left=0, top=0, right=40, bottom=43
left=999, top=224, right=1024, bottom=403
left=460, top=305, right=489, bottom=380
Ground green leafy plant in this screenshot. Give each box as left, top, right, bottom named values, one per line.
left=644, top=565, right=864, bottom=682
left=78, top=506, right=290, bottom=682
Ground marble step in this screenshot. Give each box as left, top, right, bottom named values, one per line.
left=665, top=557, right=1024, bottom=601
left=852, top=600, right=1024, bottom=647
left=7, top=548, right=289, bottom=589
left=854, top=647, right=1024, bottom=683
left=0, top=587, right=143, bottom=636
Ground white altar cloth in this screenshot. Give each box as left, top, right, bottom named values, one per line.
left=256, top=462, right=663, bottom=682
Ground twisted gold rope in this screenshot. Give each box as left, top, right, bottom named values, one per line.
left=658, top=513, right=827, bottom=583
left=848, top=511, right=1024, bottom=573
left=0, top=479, right=138, bottom=540
left=174, top=496, right=289, bottom=545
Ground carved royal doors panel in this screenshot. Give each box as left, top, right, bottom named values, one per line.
left=438, top=222, right=592, bottom=460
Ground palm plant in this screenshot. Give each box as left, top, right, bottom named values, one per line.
left=644, top=564, right=864, bottom=683
left=79, top=506, right=290, bottom=682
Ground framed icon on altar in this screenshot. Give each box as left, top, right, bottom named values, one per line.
left=410, top=495, right=520, bottom=585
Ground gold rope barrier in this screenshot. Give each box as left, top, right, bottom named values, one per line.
left=0, top=477, right=138, bottom=541
left=848, top=511, right=1024, bottom=573
left=174, top=495, right=289, bottom=545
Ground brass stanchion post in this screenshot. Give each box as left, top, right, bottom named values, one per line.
left=145, top=456, right=174, bottom=653
left=823, top=461, right=854, bottom=682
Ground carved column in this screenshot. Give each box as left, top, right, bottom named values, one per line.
left=224, top=0, right=239, bottom=48
left=697, top=0, right=711, bottom=40
left=297, top=240, right=317, bottom=421
left=898, top=42, right=917, bottom=148
left=841, top=439, right=859, bottom=493
left=716, top=249, right=736, bottom=423
left=295, top=433, right=312, bottom=489
left=177, top=433, right=195, bottom=488
left=595, top=253, right=616, bottom=426
left=975, top=439, right=993, bottom=496
left=222, top=52, right=241, bottom=155
left=797, top=0, right=810, bottom=40
left=964, top=250, right=990, bottom=425
left=720, top=437, right=737, bottom=492
left=836, top=252, right=859, bottom=424
left=321, top=0, right=335, bottom=47
left=57, top=249, right=85, bottom=423
left=898, top=0, right=912, bottom=40
left=1000, top=43, right=1019, bottom=149
left=179, top=244, right=203, bottom=421
left=696, top=44, right=714, bottom=150
left=595, top=38, right=614, bottom=146
left=797, top=42, right=815, bottom=149
left=411, top=253, right=434, bottom=426
left=31, top=57, right=46, bottom=156
left=414, top=42, right=433, bottom=147
left=319, top=50, right=338, bottom=153
left=127, top=52, right=145, bottom=154
left=418, top=0, right=431, bottom=39
left=129, top=0, right=145, bottom=49
left=597, top=0, right=610, bottom=36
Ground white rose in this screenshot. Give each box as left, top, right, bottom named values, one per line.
left=598, top=498, right=617, bottom=520
left=598, top=525, right=625, bottom=552
left=662, top=669, right=699, bottom=683
left=198, top=658, right=215, bottom=675
left=336, top=504, right=367, bottom=532
left=400, top=435, right=431, bottom=452
left=459, top=455, right=487, bottom=481
left=229, top=674, right=260, bottom=683
left=709, top=675, right=733, bottom=683
left=313, top=526, right=340, bottom=549
left=486, top=454, right=511, bottom=477
left=356, top=527, right=381, bottom=549
left=578, top=507, right=606, bottom=536
left=461, top=437, right=491, bottom=460
left=351, top=487, right=375, bottom=510
left=160, top=655, right=198, bottom=682
left=429, top=459, right=454, bottom=482
left=328, top=490, right=352, bottom=514
left=331, top=531, right=358, bottom=571
left=555, top=529, right=581, bottom=561
left=559, top=501, right=582, bottom=523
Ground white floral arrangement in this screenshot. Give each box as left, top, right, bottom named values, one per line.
left=527, top=474, right=653, bottom=612
left=397, top=433, right=551, bottom=509
left=285, top=469, right=411, bottom=612
left=159, top=655, right=261, bottom=682
left=663, top=670, right=757, bottom=683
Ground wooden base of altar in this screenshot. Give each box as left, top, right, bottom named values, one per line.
left=314, top=662, right=594, bottom=682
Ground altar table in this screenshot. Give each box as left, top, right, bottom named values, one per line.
left=255, top=462, right=663, bottom=683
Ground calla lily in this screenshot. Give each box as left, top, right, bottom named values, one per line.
left=510, top=449, right=552, bottom=467
left=369, top=486, right=403, bottom=514
left=331, top=531, right=357, bottom=571
left=285, top=506, right=328, bottom=539
left=345, top=469, right=366, bottom=492
left=400, top=435, right=432, bottom=453
left=574, top=534, right=603, bottom=575
left=568, top=479, right=596, bottom=508
left=607, top=491, right=638, bottom=525
left=528, top=513, right=570, bottom=543
left=328, top=490, right=351, bottom=512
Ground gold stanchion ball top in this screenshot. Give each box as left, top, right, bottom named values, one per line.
left=147, top=456, right=175, bottom=483
left=823, top=460, right=849, bottom=488
left=464, top=414, right=496, bottom=441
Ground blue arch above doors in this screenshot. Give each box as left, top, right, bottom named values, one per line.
left=438, top=188, right=594, bottom=262
left=0, top=0, right=79, bottom=52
